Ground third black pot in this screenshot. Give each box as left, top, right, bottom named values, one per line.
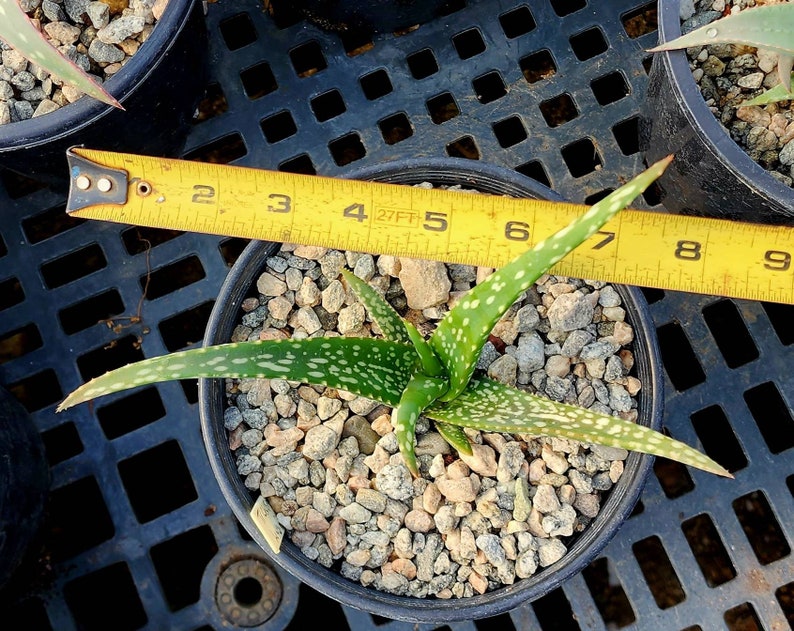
left=199, top=158, right=663, bottom=623
left=266, top=0, right=465, bottom=34
left=641, top=0, right=794, bottom=225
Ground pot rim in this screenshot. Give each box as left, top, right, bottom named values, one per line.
left=199, top=157, right=663, bottom=623
left=655, top=0, right=794, bottom=205
left=0, top=0, right=198, bottom=152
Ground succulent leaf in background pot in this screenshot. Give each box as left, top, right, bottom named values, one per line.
left=0, top=0, right=119, bottom=107
left=642, top=0, right=794, bottom=224
left=57, top=157, right=729, bottom=621
left=0, top=0, right=207, bottom=188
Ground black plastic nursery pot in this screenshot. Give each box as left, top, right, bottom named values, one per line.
left=266, top=0, right=464, bottom=34
left=642, top=0, right=794, bottom=225
left=0, top=0, right=207, bottom=189
left=0, top=386, right=49, bottom=590
left=199, top=158, right=664, bottom=623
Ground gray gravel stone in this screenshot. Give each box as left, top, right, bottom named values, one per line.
left=97, top=15, right=146, bottom=44
left=88, top=39, right=125, bottom=63
left=303, top=425, right=339, bottom=460
left=537, top=539, right=567, bottom=567
left=547, top=293, right=594, bottom=331
left=375, top=464, right=414, bottom=501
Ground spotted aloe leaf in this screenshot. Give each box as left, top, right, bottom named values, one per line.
left=341, top=270, right=411, bottom=344
left=426, top=377, right=731, bottom=477
left=431, top=156, right=674, bottom=403
left=342, top=269, right=445, bottom=377
left=392, top=374, right=449, bottom=476
left=0, top=0, right=120, bottom=107
left=649, top=4, right=794, bottom=91
left=434, top=421, right=473, bottom=457
left=57, top=337, right=418, bottom=411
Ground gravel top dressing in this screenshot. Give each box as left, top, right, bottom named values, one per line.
left=683, top=0, right=794, bottom=185
left=222, top=243, right=641, bottom=599
left=0, top=0, right=166, bottom=124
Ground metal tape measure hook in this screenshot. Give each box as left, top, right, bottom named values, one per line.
left=66, top=147, right=129, bottom=213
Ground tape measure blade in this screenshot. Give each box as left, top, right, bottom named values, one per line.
left=65, top=149, right=794, bottom=305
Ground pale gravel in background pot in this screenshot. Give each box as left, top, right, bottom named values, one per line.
left=0, top=0, right=166, bottom=124
left=683, top=0, right=794, bottom=186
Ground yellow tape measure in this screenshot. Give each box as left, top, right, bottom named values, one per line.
left=66, top=147, right=794, bottom=304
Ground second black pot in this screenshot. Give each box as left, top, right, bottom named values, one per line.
left=199, top=158, right=663, bottom=623
left=641, top=0, right=794, bottom=225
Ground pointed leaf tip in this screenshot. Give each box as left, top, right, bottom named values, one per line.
left=0, top=0, right=121, bottom=108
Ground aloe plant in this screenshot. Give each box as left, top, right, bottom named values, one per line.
left=0, top=0, right=119, bottom=107
left=651, top=3, right=794, bottom=94
left=58, top=156, right=731, bottom=479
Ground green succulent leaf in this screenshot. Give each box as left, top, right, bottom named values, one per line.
left=431, top=156, right=673, bottom=402
left=434, top=421, right=473, bottom=457
left=392, top=374, right=450, bottom=476
left=743, top=76, right=794, bottom=105
left=649, top=4, right=794, bottom=54
left=341, top=269, right=445, bottom=376
left=403, top=320, right=445, bottom=377
left=57, top=337, right=418, bottom=411
left=426, top=376, right=732, bottom=478
left=341, top=269, right=411, bottom=344
left=0, top=0, right=120, bottom=107
left=649, top=5, right=794, bottom=91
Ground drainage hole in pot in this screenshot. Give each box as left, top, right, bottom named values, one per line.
left=499, top=6, right=537, bottom=39
left=289, top=41, right=328, bottom=78
left=329, top=133, right=367, bottom=166
left=22, top=204, right=85, bottom=243
left=193, top=83, right=230, bottom=124
left=219, top=13, right=258, bottom=51
left=612, top=117, right=640, bottom=157
left=520, top=50, right=557, bottom=85
left=446, top=135, right=480, bottom=159
left=701, top=299, right=759, bottom=369
left=550, top=0, right=586, bottom=18
left=7, top=369, right=62, bottom=412
left=569, top=27, right=608, bottom=62
left=620, top=2, right=657, bottom=39
left=653, top=449, right=695, bottom=499
left=561, top=138, right=602, bottom=178
left=184, top=134, right=247, bottom=165
left=689, top=405, right=747, bottom=474
left=681, top=513, right=736, bottom=588
left=582, top=557, right=635, bottom=628
left=41, top=421, right=84, bottom=465
left=234, top=576, right=264, bottom=607
left=516, top=160, right=552, bottom=188
left=655, top=322, right=706, bottom=391
left=360, top=69, right=393, bottom=101
left=761, top=301, right=794, bottom=346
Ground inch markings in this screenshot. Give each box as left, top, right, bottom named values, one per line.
left=65, top=147, right=794, bottom=305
